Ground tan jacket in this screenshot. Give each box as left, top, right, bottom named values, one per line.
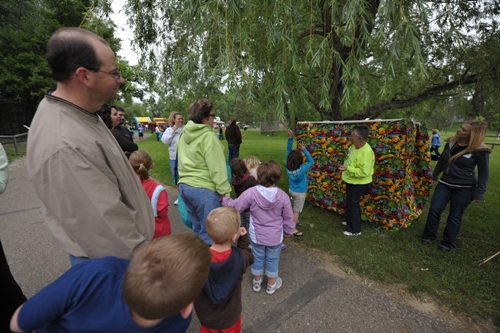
left=27, top=93, right=155, bottom=259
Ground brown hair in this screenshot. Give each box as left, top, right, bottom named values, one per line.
left=432, top=129, right=439, bottom=134
left=168, top=111, right=183, bottom=127
left=286, top=150, right=303, bottom=171
left=257, top=160, right=282, bottom=187
left=449, top=120, right=487, bottom=163
left=122, top=233, right=211, bottom=319
left=46, top=27, right=108, bottom=82
left=229, top=158, right=249, bottom=182
left=206, top=207, right=240, bottom=244
left=129, top=150, right=153, bottom=182
left=188, top=99, right=214, bottom=124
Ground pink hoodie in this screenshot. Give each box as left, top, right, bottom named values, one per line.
left=222, top=185, right=295, bottom=246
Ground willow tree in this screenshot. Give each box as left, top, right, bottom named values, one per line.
left=124, top=0, right=500, bottom=121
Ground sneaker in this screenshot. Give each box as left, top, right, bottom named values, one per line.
left=266, top=277, right=282, bottom=295
left=174, top=199, right=178, bottom=206
left=341, top=221, right=347, bottom=226
left=281, top=243, right=287, bottom=251
left=253, top=278, right=262, bottom=292
left=343, top=231, right=361, bottom=236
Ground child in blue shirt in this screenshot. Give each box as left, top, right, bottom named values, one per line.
left=10, top=234, right=211, bottom=333
left=285, top=129, right=314, bottom=235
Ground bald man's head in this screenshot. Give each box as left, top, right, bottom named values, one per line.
left=46, top=27, right=109, bottom=82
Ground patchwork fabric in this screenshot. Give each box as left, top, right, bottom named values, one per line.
left=297, top=120, right=433, bottom=230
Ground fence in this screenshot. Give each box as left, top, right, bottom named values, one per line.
left=0, top=100, right=36, bottom=136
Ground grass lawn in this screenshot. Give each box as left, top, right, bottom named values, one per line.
left=2, top=142, right=27, bottom=163
left=139, top=128, right=500, bottom=328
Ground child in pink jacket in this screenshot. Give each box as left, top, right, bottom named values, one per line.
left=222, top=160, right=294, bottom=295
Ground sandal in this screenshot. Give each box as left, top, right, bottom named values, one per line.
left=292, top=231, right=303, bottom=237
left=296, top=222, right=302, bottom=227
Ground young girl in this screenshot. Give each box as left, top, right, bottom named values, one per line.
left=129, top=150, right=171, bottom=239
left=285, top=129, right=314, bottom=235
left=223, top=160, right=295, bottom=295
left=243, top=156, right=261, bottom=180
left=229, top=158, right=258, bottom=230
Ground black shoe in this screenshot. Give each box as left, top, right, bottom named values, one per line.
left=438, top=244, right=457, bottom=251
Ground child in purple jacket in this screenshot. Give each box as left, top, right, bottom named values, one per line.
left=222, top=160, right=295, bottom=295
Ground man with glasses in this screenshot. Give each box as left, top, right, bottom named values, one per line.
left=26, top=28, right=155, bottom=265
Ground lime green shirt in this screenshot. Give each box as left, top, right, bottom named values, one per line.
left=341, top=143, right=375, bottom=185
left=177, top=121, right=232, bottom=196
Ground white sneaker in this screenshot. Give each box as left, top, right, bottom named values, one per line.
left=266, top=277, right=282, bottom=295
left=343, top=231, right=361, bottom=236
left=253, top=279, right=262, bottom=292
left=341, top=221, right=347, bottom=226
left=174, top=199, right=178, bottom=206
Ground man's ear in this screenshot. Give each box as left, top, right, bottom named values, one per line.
left=74, top=67, right=93, bottom=86
left=179, top=302, right=194, bottom=319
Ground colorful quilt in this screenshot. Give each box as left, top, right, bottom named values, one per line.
left=296, top=120, right=433, bottom=230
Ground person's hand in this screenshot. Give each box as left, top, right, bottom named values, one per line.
left=239, top=227, right=247, bottom=236
left=298, top=143, right=305, bottom=150
left=338, top=165, right=347, bottom=172
left=287, top=129, right=293, bottom=138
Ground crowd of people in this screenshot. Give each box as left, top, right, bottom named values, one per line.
left=1, top=26, right=492, bottom=333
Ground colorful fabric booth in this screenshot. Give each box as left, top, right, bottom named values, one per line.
left=296, top=119, right=433, bottom=230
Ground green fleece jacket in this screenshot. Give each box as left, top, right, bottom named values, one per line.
left=177, top=121, right=231, bottom=195
left=342, top=142, right=375, bottom=185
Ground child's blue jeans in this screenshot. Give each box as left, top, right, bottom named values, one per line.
left=250, top=241, right=282, bottom=278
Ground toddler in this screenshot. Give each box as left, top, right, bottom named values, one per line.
left=229, top=158, right=258, bottom=230
left=223, top=160, right=295, bottom=295
left=130, top=150, right=171, bottom=238
left=194, top=207, right=254, bottom=333
left=285, top=128, right=314, bottom=235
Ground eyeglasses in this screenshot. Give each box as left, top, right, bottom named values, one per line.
left=98, top=69, right=122, bottom=79
left=209, top=114, right=216, bottom=118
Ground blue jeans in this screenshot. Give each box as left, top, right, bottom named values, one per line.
left=228, top=144, right=240, bottom=163
left=422, top=182, right=475, bottom=249
left=69, top=254, right=90, bottom=266
left=178, top=184, right=221, bottom=245
left=345, top=183, right=368, bottom=233
left=170, top=159, right=176, bottom=183
left=250, top=241, right=282, bottom=278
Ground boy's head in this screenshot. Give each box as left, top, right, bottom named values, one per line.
left=122, top=234, right=211, bottom=320
left=229, top=158, right=248, bottom=180
left=257, top=160, right=282, bottom=187
left=206, top=207, right=241, bottom=244
left=286, top=150, right=303, bottom=171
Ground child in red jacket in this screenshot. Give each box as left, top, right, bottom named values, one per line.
left=130, top=150, right=171, bottom=238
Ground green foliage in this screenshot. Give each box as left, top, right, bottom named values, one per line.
left=489, top=114, right=500, bottom=132
left=125, top=0, right=500, bottom=123
left=0, top=0, right=144, bottom=107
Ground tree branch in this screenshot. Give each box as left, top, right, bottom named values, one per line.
left=348, top=73, right=479, bottom=120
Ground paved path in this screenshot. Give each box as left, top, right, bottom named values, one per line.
left=0, top=157, right=490, bottom=333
